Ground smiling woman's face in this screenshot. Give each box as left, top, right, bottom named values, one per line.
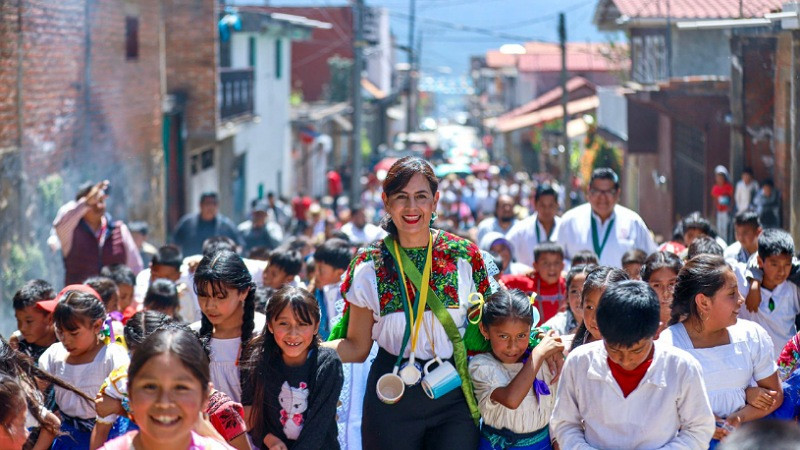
left=383, top=173, right=439, bottom=243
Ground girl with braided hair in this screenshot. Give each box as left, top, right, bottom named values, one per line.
left=191, top=249, right=266, bottom=403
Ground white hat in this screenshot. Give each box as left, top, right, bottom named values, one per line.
left=714, top=165, right=729, bottom=179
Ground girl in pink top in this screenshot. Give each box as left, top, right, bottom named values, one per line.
left=99, top=328, right=233, bottom=450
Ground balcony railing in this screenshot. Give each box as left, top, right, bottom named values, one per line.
left=219, top=68, right=254, bottom=120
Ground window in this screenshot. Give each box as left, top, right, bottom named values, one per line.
left=125, top=16, right=139, bottom=60
left=248, top=36, right=256, bottom=67
left=275, top=39, right=282, bottom=79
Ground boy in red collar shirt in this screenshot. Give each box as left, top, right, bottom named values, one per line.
left=501, top=243, right=566, bottom=323
left=551, top=281, right=714, bottom=448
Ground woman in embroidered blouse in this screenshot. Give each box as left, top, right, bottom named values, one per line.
left=325, top=157, right=492, bottom=449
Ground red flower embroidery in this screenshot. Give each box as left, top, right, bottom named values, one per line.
left=443, top=284, right=458, bottom=301
left=434, top=257, right=457, bottom=274
left=380, top=291, right=395, bottom=310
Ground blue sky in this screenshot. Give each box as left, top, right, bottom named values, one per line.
left=269, top=0, right=625, bottom=75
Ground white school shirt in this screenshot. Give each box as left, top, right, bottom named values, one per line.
left=556, top=203, right=657, bottom=268
left=659, top=320, right=777, bottom=418
left=506, top=214, right=562, bottom=267
left=190, top=312, right=266, bottom=403
left=39, top=343, right=130, bottom=419
left=733, top=271, right=800, bottom=357
left=550, top=340, right=714, bottom=450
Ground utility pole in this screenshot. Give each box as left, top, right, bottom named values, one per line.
left=405, top=0, right=416, bottom=137
left=666, top=0, right=672, bottom=78
left=350, top=0, right=365, bottom=206
left=559, top=13, right=570, bottom=194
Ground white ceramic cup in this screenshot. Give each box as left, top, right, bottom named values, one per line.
left=377, top=367, right=406, bottom=404
left=421, top=357, right=461, bottom=399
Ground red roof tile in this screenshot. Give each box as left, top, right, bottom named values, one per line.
left=497, top=76, right=596, bottom=120
left=609, top=0, right=783, bottom=19
left=486, top=42, right=628, bottom=72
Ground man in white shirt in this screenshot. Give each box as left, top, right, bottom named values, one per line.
left=556, top=168, right=657, bottom=267
left=735, top=167, right=759, bottom=214
left=476, top=194, right=517, bottom=243
left=551, top=281, right=714, bottom=449
left=506, top=184, right=562, bottom=267
left=340, top=207, right=387, bottom=246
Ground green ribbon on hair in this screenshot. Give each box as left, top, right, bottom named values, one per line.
left=384, top=235, right=481, bottom=425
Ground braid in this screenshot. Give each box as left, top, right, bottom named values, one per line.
left=239, top=282, right=257, bottom=363
left=198, top=314, right=214, bottom=348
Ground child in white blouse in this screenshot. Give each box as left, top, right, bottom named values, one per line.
left=469, top=289, right=564, bottom=450
left=551, top=281, right=715, bottom=449
left=38, top=287, right=130, bottom=450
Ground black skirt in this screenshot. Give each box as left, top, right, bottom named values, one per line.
left=362, top=347, right=479, bottom=450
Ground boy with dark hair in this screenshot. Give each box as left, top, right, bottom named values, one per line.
left=84, top=276, right=120, bottom=313
left=681, top=212, right=717, bottom=247
left=621, top=248, right=647, bottom=280
left=313, top=238, right=354, bottom=338
left=134, top=244, right=201, bottom=323
left=11, top=279, right=58, bottom=361
left=551, top=280, right=714, bottom=448
left=737, top=229, right=800, bottom=356
left=143, top=279, right=180, bottom=319
left=570, top=249, right=598, bottom=266
left=100, top=263, right=136, bottom=313
left=501, top=243, right=566, bottom=323
left=687, top=236, right=724, bottom=260
left=724, top=211, right=761, bottom=264
left=263, top=250, right=304, bottom=290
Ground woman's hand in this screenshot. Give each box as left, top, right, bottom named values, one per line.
left=745, top=386, right=778, bottom=410
left=264, top=433, right=288, bottom=450
left=94, top=393, right=124, bottom=418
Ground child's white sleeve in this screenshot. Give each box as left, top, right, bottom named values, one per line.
left=663, top=359, right=715, bottom=449
left=549, top=356, right=594, bottom=450
left=469, top=357, right=505, bottom=410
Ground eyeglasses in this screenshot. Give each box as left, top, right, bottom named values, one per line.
left=588, top=188, right=618, bottom=197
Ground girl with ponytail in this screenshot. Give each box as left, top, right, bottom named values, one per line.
left=192, top=250, right=266, bottom=403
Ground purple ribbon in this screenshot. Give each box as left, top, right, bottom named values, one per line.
left=105, top=312, right=122, bottom=343
left=533, top=379, right=550, bottom=401
left=520, top=348, right=552, bottom=401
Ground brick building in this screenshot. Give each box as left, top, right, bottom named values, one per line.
left=0, top=0, right=165, bottom=317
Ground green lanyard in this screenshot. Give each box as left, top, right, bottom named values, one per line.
left=535, top=219, right=554, bottom=244
left=590, top=213, right=615, bottom=257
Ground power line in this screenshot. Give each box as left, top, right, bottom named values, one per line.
left=494, top=0, right=596, bottom=29
left=388, top=10, right=552, bottom=42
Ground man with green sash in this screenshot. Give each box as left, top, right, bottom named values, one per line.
left=556, top=168, right=657, bottom=268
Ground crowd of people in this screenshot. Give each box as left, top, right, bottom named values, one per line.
left=5, top=156, right=800, bottom=449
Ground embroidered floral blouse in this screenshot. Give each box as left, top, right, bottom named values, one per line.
left=341, top=230, right=491, bottom=360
